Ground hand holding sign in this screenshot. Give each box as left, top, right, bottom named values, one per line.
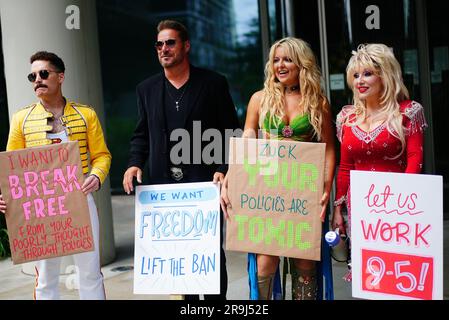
left=81, top=174, right=100, bottom=195
left=319, top=189, right=330, bottom=222
left=212, top=172, right=225, bottom=184
left=331, top=206, right=346, bottom=235
left=220, top=174, right=232, bottom=219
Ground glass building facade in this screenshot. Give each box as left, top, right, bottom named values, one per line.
left=95, top=0, right=263, bottom=190
left=0, top=0, right=447, bottom=217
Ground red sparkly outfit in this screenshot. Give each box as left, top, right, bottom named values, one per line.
left=334, top=100, right=427, bottom=228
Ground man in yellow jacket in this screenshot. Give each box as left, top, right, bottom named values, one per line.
left=0, top=51, right=111, bottom=300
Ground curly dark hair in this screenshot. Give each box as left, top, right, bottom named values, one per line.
left=157, top=20, right=189, bottom=42
left=30, top=51, right=65, bottom=73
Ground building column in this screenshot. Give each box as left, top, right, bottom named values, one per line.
left=0, top=0, right=116, bottom=273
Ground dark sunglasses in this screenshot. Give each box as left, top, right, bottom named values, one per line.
left=155, top=39, right=176, bottom=50
left=27, top=70, right=58, bottom=82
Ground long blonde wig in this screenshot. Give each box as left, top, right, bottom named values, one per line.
left=345, top=43, right=410, bottom=157
left=259, top=37, right=328, bottom=141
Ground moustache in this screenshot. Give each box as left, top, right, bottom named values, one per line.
left=34, top=84, right=47, bottom=91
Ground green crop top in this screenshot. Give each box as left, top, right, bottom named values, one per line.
left=262, top=112, right=315, bottom=141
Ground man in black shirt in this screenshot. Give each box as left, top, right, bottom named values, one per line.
left=123, top=19, right=240, bottom=300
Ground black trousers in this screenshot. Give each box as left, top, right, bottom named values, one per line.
left=184, top=210, right=228, bottom=300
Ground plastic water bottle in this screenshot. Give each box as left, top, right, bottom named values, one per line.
left=325, top=228, right=348, bottom=262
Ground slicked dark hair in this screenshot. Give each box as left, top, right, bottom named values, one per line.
left=157, top=20, right=189, bottom=42
left=30, top=51, right=65, bottom=73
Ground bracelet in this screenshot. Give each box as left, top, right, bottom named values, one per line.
left=333, top=195, right=347, bottom=207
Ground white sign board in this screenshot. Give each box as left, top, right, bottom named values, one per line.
left=134, top=182, right=221, bottom=295
left=350, top=171, right=443, bottom=300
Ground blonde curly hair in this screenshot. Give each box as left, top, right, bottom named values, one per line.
left=259, top=37, right=329, bottom=141
left=345, top=43, right=410, bottom=157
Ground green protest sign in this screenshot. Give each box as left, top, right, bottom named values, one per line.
left=226, top=137, right=325, bottom=260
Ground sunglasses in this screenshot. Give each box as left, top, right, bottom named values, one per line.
left=27, top=70, right=58, bottom=82
left=155, top=39, right=176, bottom=50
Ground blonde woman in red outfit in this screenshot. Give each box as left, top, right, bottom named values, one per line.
left=332, top=44, right=427, bottom=280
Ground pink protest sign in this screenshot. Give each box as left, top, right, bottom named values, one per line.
left=350, top=171, right=443, bottom=300
left=0, top=141, right=94, bottom=264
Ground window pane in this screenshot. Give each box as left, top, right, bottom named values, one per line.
left=325, top=0, right=419, bottom=116
left=290, top=1, right=322, bottom=65
left=427, top=1, right=449, bottom=216
left=232, top=0, right=264, bottom=119
left=268, top=0, right=283, bottom=44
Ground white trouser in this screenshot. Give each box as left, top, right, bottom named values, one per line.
left=34, top=193, right=105, bottom=300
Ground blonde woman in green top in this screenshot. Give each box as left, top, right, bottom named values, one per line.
left=221, top=37, right=336, bottom=300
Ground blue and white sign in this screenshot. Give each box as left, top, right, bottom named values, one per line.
left=133, top=182, right=221, bottom=294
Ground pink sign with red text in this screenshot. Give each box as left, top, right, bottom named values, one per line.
left=350, top=171, right=443, bottom=300
left=0, top=142, right=93, bottom=264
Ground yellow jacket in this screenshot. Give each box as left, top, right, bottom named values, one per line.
left=6, top=100, right=111, bottom=184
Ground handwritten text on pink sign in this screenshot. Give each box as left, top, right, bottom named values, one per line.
left=362, top=249, right=433, bottom=300
left=1, top=144, right=93, bottom=263
left=361, top=184, right=430, bottom=247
